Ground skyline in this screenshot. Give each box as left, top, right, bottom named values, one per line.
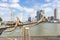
left=0, top=0, right=60, bottom=22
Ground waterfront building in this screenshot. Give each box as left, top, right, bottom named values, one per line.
left=48, top=16, right=54, bottom=21
left=54, top=8, right=57, bottom=20
left=37, top=10, right=44, bottom=21
left=32, top=16, right=37, bottom=22
left=28, top=16, right=31, bottom=22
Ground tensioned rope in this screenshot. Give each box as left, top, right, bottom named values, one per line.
left=5, top=13, right=46, bottom=32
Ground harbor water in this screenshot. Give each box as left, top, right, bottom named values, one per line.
left=0, top=23, right=60, bottom=36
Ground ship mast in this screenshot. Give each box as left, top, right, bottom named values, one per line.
left=7, top=3, right=14, bottom=21
left=11, top=10, right=14, bottom=21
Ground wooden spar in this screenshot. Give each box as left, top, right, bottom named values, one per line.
left=6, top=22, right=37, bottom=26
left=6, top=14, right=46, bottom=26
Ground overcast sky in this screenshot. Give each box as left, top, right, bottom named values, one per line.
left=0, top=0, right=60, bottom=22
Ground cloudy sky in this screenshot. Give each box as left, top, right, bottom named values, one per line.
left=0, top=0, right=60, bottom=22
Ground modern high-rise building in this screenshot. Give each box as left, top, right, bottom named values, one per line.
left=28, top=17, right=31, bottom=22
left=54, top=8, right=57, bottom=19
left=37, top=10, right=44, bottom=21
left=57, top=8, right=60, bottom=20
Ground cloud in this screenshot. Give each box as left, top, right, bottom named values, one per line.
left=33, top=4, right=40, bottom=10
left=20, top=7, right=36, bottom=22
left=0, top=2, right=22, bottom=21
left=51, top=0, right=60, bottom=8
left=0, top=3, right=8, bottom=7
left=23, top=7, right=36, bottom=18
left=10, top=3, right=24, bottom=11
left=10, top=3, right=36, bottom=14
left=44, top=7, right=52, bottom=12
left=12, top=0, right=19, bottom=3
left=9, top=0, right=19, bottom=3
left=0, top=0, right=8, bottom=2
left=42, top=3, right=52, bottom=8
left=45, top=0, right=51, bottom=2
left=2, top=17, right=10, bottom=21
left=15, top=13, right=23, bottom=21
left=44, top=7, right=54, bottom=17
left=0, top=7, right=10, bottom=16
left=0, top=12, right=4, bottom=15
left=11, top=0, right=60, bottom=21
left=24, top=7, right=35, bottom=13
left=0, top=0, right=19, bottom=3
left=0, top=3, right=36, bottom=21
left=0, top=0, right=60, bottom=21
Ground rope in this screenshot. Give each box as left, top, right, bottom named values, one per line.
left=5, top=14, right=46, bottom=32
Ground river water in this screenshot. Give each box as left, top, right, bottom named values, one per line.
left=1, top=23, right=60, bottom=36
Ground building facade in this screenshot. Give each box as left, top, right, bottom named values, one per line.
left=54, top=8, right=57, bottom=20
left=28, top=17, right=31, bottom=22
left=37, top=10, right=44, bottom=21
